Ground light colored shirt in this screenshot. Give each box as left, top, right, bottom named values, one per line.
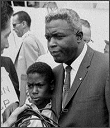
left=63, top=43, right=87, bottom=88
left=14, top=30, right=45, bottom=90
left=36, top=52, right=59, bottom=69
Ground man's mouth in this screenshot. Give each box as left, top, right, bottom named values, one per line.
left=50, top=51, right=60, bottom=56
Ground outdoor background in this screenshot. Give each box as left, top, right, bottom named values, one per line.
left=2, top=1, right=109, bottom=62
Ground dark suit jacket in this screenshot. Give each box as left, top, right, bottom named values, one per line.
left=52, top=46, right=109, bottom=127
left=1, top=56, right=20, bottom=99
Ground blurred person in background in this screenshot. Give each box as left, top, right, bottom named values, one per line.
left=1, top=1, right=20, bottom=123
left=1, top=1, right=20, bottom=99
left=80, top=18, right=92, bottom=43
left=42, top=2, right=58, bottom=13
left=13, top=11, right=45, bottom=89
left=104, top=40, right=109, bottom=54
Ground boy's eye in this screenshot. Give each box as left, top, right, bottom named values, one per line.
left=27, top=83, right=45, bottom=88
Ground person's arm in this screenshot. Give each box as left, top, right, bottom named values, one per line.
left=1, top=104, right=29, bottom=127
left=2, top=102, right=19, bottom=123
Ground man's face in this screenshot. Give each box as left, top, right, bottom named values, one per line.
left=45, top=19, right=79, bottom=65
left=1, top=20, right=11, bottom=54
left=27, top=73, right=50, bottom=107
left=82, top=25, right=91, bottom=43
left=104, top=44, right=109, bottom=54
left=12, top=15, right=24, bottom=37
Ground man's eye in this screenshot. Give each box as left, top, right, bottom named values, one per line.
left=54, top=35, right=65, bottom=40
left=45, top=35, right=51, bottom=41
left=45, top=34, right=65, bottom=41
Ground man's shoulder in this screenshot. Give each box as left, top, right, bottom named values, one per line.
left=23, top=34, right=40, bottom=45
left=53, top=64, right=63, bottom=73
left=1, top=56, right=12, bottom=64
left=94, top=50, right=109, bottom=61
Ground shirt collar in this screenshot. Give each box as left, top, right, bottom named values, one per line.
left=22, top=30, right=31, bottom=41
left=63, top=43, right=87, bottom=71
left=25, top=97, right=51, bottom=110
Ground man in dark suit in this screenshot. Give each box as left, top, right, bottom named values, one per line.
left=1, top=2, right=20, bottom=122
left=45, top=8, right=109, bottom=127
left=1, top=1, right=20, bottom=98
left=1, top=56, right=20, bottom=98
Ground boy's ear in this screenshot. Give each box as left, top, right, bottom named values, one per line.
left=76, top=31, right=83, bottom=40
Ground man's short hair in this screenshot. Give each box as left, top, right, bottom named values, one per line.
left=1, top=1, right=13, bottom=31
left=45, top=8, right=82, bottom=33
left=80, top=19, right=91, bottom=28
left=13, top=11, right=31, bottom=27
left=26, top=62, right=54, bottom=85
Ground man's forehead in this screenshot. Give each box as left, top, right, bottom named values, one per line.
left=46, top=19, right=70, bottom=29
left=13, top=15, right=19, bottom=22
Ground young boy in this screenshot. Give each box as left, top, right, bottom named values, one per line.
left=19, top=62, right=55, bottom=127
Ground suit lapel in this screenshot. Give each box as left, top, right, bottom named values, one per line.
left=63, top=46, right=95, bottom=109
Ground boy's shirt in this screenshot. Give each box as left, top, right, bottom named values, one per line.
left=19, top=97, right=52, bottom=127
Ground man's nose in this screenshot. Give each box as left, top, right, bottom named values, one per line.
left=13, top=28, right=15, bottom=31
left=48, top=37, right=57, bottom=47
left=5, top=41, right=9, bottom=49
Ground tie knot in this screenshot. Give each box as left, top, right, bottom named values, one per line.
left=65, top=65, right=72, bottom=73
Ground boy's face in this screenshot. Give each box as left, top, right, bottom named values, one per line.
left=27, top=73, right=50, bottom=107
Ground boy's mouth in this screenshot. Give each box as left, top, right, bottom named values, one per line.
left=31, top=97, right=40, bottom=100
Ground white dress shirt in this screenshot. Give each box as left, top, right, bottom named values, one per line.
left=63, top=43, right=87, bottom=88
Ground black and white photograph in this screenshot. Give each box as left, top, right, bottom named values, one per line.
left=1, top=1, right=109, bottom=127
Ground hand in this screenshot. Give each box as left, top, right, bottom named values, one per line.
left=2, top=104, right=29, bottom=127
left=2, top=102, right=19, bottom=123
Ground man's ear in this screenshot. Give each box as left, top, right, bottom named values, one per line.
left=76, top=31, right=83, bottom=40
left=22, top=21, right=27, bottom=28
left=50, top=80, right=54, bottom=91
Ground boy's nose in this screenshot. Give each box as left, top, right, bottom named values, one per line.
left=33, top=86, right=38, bottom=93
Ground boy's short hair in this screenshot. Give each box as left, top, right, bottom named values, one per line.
left=26, top=62, right=54, bottom=85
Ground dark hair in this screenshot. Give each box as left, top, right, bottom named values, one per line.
left=26, top=62, right=54, bottom=85
left=1, top=1, right=13, bottom=31
left=13, top=11, right=31, bottom=27
left=80, top=19, right=91, bottom=28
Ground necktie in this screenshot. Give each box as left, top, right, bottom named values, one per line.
left=62, top=65, right=72, bottom=108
